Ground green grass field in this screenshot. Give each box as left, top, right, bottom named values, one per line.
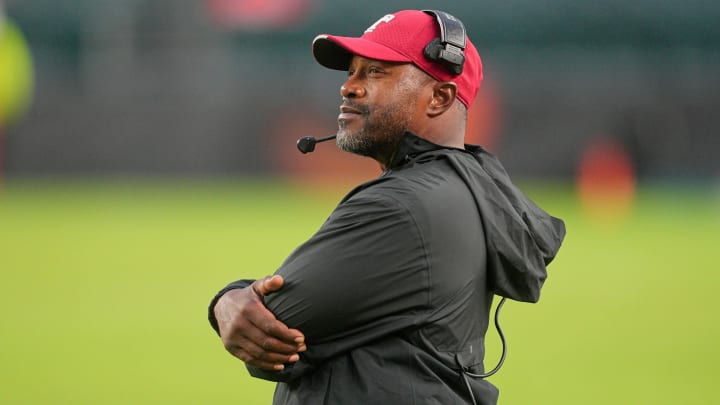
left=1, top=178, right=718, bottom=404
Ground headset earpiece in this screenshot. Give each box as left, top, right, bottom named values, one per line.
left=422, top=10, right=467, bottom=76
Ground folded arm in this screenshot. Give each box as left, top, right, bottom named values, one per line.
left=251, top=192, right=432, bottom=380
left=210, top=276, right=306, bottom=371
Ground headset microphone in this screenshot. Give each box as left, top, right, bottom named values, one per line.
left=296, top=134, right=337, bottom=154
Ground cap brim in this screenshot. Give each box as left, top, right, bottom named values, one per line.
left=312, top=34, right=413, bottom=71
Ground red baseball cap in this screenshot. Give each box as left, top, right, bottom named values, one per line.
left=312, top=10, right=483, bottom=108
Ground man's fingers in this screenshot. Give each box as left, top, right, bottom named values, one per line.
left=262, top=319, right=304, bottom=343
left=244, top=301, right=305, bottom=346
left=253, top=275, right=284, bottom=297
left=243, top=322, right=304, bottom=355
left=216, top=278, right=307, bottom=370
left=289, top=329, right=306, bottom=349
left=225, top=336, right=301, bottom=369
left=247, top=276, right=306, bottom=346
left=228, top=347, right=286, bottom=371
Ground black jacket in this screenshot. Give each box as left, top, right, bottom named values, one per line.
left=209, top=132, right=565, bottom=404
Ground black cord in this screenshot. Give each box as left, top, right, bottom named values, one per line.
left=456, top=297, right=508, bottom=404
left=457, top=297, right=508, bottom=404
left=461, top=370, right=479, bottom=405
left=464, top=297, right=508, bottom=379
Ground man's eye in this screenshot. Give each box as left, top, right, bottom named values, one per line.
left=368, top=67, right=383, bottom=74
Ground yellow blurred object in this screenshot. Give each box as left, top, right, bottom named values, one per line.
left=0, top=18, right=34, bottom=128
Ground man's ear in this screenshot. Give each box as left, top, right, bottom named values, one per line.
left=427, top=82, right=457, bottom=117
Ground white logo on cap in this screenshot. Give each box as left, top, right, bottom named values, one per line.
left=365, top=14, right=395, bottom=33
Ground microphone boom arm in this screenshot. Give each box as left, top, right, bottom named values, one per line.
left=297, top=134, right=337, bottom=154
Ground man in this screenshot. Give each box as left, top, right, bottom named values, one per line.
left=209, top=10, right=565, bottom=404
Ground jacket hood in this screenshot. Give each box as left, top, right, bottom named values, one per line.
left=392, top=133, right=566, bottom=302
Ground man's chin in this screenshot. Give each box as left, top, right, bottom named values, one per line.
left=337, top=132, right=372, bottom=157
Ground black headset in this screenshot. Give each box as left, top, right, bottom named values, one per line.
left=422, top=9, right=467, bottom=76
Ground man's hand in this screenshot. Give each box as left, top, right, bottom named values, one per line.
left=214, top=275, right=306, bottom=371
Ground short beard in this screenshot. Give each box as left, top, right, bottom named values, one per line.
left=337, top=102, right=412, bottom=165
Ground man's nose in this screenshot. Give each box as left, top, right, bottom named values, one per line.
left=340, top=77, right=365, bottom=98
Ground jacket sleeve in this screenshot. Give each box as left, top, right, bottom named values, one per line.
left=248, top=190, right=432, bottom=382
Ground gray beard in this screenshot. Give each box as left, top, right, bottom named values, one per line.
left=336, top=106, right=409, bottom=164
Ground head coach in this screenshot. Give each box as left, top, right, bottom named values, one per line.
left=208, top=9, right=566, bottom=405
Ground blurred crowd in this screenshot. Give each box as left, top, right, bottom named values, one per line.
left=1, top=0, right=718, bottom=182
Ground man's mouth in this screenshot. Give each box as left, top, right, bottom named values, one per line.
left=338, top=103, right=366, bottom=122
left=339, top=105, right=362, bottom=115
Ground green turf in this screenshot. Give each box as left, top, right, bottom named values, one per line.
left=0, top=179, right=718, bottom=404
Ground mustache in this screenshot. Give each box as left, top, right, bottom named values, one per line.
left=341, top=99, right=370, bottom=115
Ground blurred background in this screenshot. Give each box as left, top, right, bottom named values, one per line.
left=1, top=0, right=719, bottom=404
left=2, top=0, right=719, bottom=180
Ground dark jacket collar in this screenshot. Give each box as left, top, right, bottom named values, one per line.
left=387, top=132, right=456, bottom=169
left=387, top=131, right=484, bottom=170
